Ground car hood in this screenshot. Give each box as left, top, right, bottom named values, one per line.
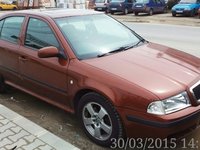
left=83, top=43, right=200, bottom=99
left=173, top=3, right=196, bottom=9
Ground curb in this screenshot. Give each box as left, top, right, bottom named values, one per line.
left=0, top=104, right=80, bottom=150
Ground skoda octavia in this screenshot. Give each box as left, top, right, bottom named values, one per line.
left=0, top=9, right=200, bottom=146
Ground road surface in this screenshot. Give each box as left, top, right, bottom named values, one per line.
left=125, top=23, right=200, bottom=57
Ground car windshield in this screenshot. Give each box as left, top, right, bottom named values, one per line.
left=179, top=0, right=196, bottom=3
left=110, top=0, right=125, bottom=2
left=95, top=0, right=105, bottom=3
left=136, top=0, right=149, bottom=3
left=55, top=14, right=141, bottom=60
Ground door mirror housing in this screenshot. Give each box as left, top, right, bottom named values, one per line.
left=38, top=46, right=59, bottom=58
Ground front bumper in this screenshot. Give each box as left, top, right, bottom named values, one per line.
left=133, top=7, right=150, bottom=13
left=109, top=6, right=124, bottom=12
left=117, top=105, right=200, bottom=138
left=172, top=10, right=192, bottom=16
left=94, top=6, right=107, bottom=11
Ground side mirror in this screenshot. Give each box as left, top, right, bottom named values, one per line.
left=38, top=46, right=59, bottom=58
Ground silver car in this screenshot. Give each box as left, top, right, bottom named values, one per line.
left=94, top=0, right=110, bottom=12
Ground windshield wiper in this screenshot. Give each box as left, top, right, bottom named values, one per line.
left=134, top=39, right=146, bottom=47
left=97, top=39, right=146, bottom=57
left=97, top=46, right=129, bottom=57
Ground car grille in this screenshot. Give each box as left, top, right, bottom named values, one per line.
left=176, top=8, right=184, bottom=11
left=190, top=81, right=200, bottom=102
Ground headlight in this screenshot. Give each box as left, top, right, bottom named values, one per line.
left=147, top=91, right=191, bottom=115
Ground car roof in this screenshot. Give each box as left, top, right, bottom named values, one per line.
left=4, top=8, right=103, bottom=19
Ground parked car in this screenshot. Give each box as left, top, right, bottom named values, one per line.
left=132, top=0, right=167, bottom=16
left=171, top=0, right=200, bottom=17
left=94, top=0, right=110, bottom=13
left=108, top=0, right=135, bottom=14
left=0, top=2, right=17, bottom=10
left=0, top=9, right=200, bottom=147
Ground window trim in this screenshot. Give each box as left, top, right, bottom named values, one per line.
left=0, top=16, right=25, bottom=45
left=24, top=17, right=62, bottom=51
left=0, top=19, right=5, bottom=37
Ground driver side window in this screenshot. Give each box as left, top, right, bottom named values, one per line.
left=0, top=17, right=24, bottom=44
left=25, top=18, right=60, bottom=50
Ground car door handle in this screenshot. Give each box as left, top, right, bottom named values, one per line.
left=19, top=56, right=28, bottom=61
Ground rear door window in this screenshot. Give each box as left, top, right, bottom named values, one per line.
left=0, top=17, right=24, bottom=44
left=25, top=18, right=60, bottom=50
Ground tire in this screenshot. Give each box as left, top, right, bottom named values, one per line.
left=0, top=77, right=6, bottom=93
left=190, top=10, right=195, bottom=17
left=123, top=8, right=128, bottom=15
left=135, top=12, right=138, bottom=16
left=13, top=7, right=17, bottom=10
left=77, top=92, right=123, bottom=146
left=149, top=9, right=153, bottom=16
left=110, top=11, right=114, bottom=15
left=105, top=8, right=109, bottom=14
left=0, top=7, right=2, bottom=11
left=172, top=12, right=176, bottom=17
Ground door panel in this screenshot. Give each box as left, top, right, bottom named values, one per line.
left=0, top=41, right=20, bottom=84
left=19, top=17, right=69, bottom=107
left=0, top=16, right=24, bottom=85
left=155, top=0, right=163, bottom=12
left=19, top=46, right=69, bottom=106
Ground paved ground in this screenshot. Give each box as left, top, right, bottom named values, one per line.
left=0, top=104, right=79, bottom=150
left=112, top=12, right=200, bottom=27
left=126, top=23, right=200, bottom=55
left=0, top=89, right=106, bottom=150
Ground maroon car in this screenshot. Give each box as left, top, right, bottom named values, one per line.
left=0, top=9, right=200, bottom=147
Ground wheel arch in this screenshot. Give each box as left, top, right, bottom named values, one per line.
left=73, top=87, right=116, bottom=115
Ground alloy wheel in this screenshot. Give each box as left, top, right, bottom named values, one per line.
left=82, top=102, right=112, bottom=141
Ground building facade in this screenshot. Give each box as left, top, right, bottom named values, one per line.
left=17, top=0, right=87, bottom=9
